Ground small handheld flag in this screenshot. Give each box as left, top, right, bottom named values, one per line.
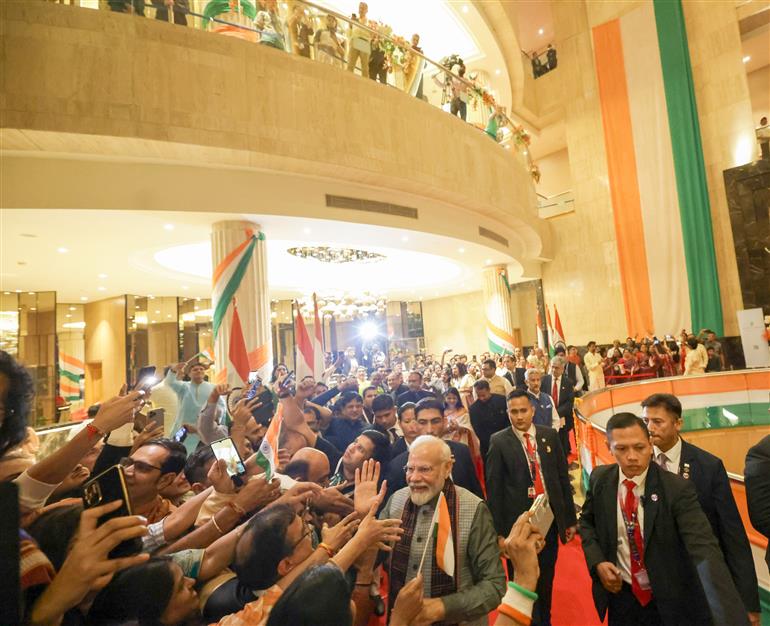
left=417, top=492, right=455, bottom=577
left=255, top=408, right=282, bottom=480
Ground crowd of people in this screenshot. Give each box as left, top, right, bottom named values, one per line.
left=529, top=45, right=557, bottom=79
left=2, top=318, right=768, bottom=626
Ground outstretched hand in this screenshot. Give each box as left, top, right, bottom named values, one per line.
left=354, top=459, right=381, bottom=517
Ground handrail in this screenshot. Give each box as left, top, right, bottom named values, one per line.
left=96, top=0, right=537, bottom=178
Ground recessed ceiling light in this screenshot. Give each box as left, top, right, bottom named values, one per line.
left=155, top=310, right=161, bottom=314
left=97, top=286, right=106, bottom=291
left=68, top=306, right=76, bottom=311
left=65, top=314, right=72, bottom=318
left=27, top=291, right=35, bottom=295
left=485, top=259, right=492, bottom=264
left=742, top=55, right=751, bottom=63
left=401, top=236, right=409, bottom=242
left=3, top=291, right=10, bottom=295
left=30, top=307, right=36, bottom=311
left=458, top=247, right=465, bottom=253
left=151, top=320, right=157, bottom=324
left=15, top=289, right=22, bottom=293
left=462, top=4, right=469, bottom=13
left=80, top=296, right=88, bottom=301
left=495, top=69, right=501, bottom=75
left=163, top=224, right=174, bottom=231
left=538, top=27, right=544, bottom=35
left=135, top=305, right=140, bottom=310
left=98, top=273, right=108, bottom=279
left=167, top=314, right=172, bottom=318
left=57, top=247, right=69, bottom=253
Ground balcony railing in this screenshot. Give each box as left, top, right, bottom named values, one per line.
left=55, top=0, right=539, bottom=182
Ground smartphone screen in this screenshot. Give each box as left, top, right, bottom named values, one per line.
left=173, top=425, right=188, bottom=443
left=133, top=366, right=157, bottom=390
left=211, top=438, right=247, bottom=477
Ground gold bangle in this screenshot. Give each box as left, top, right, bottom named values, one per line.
left=211, top=514, right=225, bottom=535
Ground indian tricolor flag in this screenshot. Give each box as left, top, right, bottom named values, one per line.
left=430, top=492, right=454, bottom=577
left=536, top=309, right=547, bottom=352
left=312, top=294, right=324, bottom=378
left=591, top=0, right=723, bottom=336
left=293, top=302, right=314, bottom=380
left=59, top=353, right=84, bottom=402
left=256, top=409, right=282, bottom=480
left=552, top=306, right=566, bottom=352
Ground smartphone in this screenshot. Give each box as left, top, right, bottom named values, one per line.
left=211, top=437, right=247, bottom=486
left=147, top=407, right=165, bottom=424
left=528, top=493, right=554, bottom=538
left=173, top=425, right=188, bottom=443
left=278, top=371, right=296, bottom=396
left=133, top=366, right=157, bottom=391
left=81, top=465, right=142, bottom=558
left=244, top=377, right=275, bottom=426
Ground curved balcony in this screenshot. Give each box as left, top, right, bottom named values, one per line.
left=0, top=1, right=551, bottom=270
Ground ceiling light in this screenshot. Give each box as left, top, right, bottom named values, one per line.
left=62, top=321, right=86, bottom=329
left=458, top=247, right=465, bottom=253
left=80, top=296, right=88, bottom=301
left=181, top=285, right=189, bottom=290
left=163, top=224, right=174, bottom=231
left=68, top=306, right=76, bottom=311
left=287, top=246, right=385, bottom=264
left=57, top=247, right=69, bottom=253
left=135, top=306, right=140, bottom=310
left=98, top=273, right=108, bottom=279
left=15, top=289, right=21, bottom=293
left=27, top=292, right=35, bottom=295
left=167, top=314, right=172, bottom=318
left=742, top=55, right=750, bottom=63
left=3, top=291, right=9, bottom=295
left=401, top=236, right=409, bottom=242
left=461, top=4, right=469, bottom=13
left=302, top=227, right=311, bottom=234
left=485, top=259, right=492, bottom=264
left=97, top=286, right=106, bottom=291
left=538, top=28, right=544, bottom=35
left=30, top=307, right=36, bottom=311
left=495, top=69, right=501, bottom=75
left=155, top=310, right=161, bottom=314
left=65, top=314, right=72, bottom=318
left=148, top=295, right=155, bottom=300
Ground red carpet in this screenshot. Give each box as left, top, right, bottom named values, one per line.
left=551, top=535, right=605, bottom=626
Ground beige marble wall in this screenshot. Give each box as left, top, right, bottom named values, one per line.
left=421, top=292, right=486, bottom=358
left=682, top=0, right=753, bottom=335
left=540, top=0, right=627, bottom=346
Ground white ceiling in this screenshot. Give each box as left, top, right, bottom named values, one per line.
left=0, top=209, right=513, bottom=302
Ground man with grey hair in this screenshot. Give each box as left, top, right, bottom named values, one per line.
left=525, top=368, right=560, bottom=430
left=380, top=435, right=505, bottom=625
left=542, top=356, right=576, bottom=461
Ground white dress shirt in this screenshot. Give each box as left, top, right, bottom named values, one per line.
left=653, top=438, right=682, bottom=474
left=616, top=468, right=648, bottom=584
left=512, top=424, right=551, bottom=504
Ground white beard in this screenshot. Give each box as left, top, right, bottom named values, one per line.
left=408, top=483, right=441, bottom=506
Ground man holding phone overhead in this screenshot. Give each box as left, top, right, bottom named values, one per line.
left=165, top=361, right=223, bottom=454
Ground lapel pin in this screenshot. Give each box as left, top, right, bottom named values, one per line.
left=682, top=463, right=690, bottom=480
left=651, top=494, right=658, bottom=502
left=546, top=445, right=552, bottom=453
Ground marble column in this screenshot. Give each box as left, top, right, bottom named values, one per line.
left=211, top=220, right=272, bottom=386
left=482, top=266, right=515, bottom=354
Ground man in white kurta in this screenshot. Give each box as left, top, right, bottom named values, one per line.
left=583, top=342, right=605, bottom=391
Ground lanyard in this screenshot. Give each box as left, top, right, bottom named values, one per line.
left=618, top=490, right=644, bottom=565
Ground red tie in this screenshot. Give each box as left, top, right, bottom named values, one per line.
left=524, top=434, right=545, bottom=495
left=552, top=378, right=558, bottom=406
left=622, top=479, right=652, bottom=606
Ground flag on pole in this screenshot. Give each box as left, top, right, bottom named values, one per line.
left=255, top=410, right=282, bottom=481
left=546, top=306, right=555, bottom=357
left=536, top=309, right=547, bottom=351
left=227, top=299, right=250, bottom=387
left=552, top=305, right=567, bottom=351
left=312, top=294, right=324, bottom=378
left=431, top=492, right=454, bottom=577
left=294, top=301, right=314, bottom=380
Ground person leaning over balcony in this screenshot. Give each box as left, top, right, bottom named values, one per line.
left=288, top=3, right=313, bottom=58
left=108, top=0, right=145, bottom=15
left=255, top=11, right=285, bottom=51
left=369, top=34, right=389, bottom=84
left=151, top=0, right=189, bottom=26
left=347, top=2, right=372, bottom=78
left=314, top=13, right=345, bottom=65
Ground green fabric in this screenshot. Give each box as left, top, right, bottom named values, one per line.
left=212, top=235, right=257, bottom=340
left=60, top=369, right=80, bottom=383
left=653, top=0, right=723, bottom=335
left=203, top=0, right=257, bottom=22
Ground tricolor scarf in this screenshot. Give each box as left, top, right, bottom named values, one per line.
left=389, top=480, right=459, bottom=626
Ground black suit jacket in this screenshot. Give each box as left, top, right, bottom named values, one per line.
left=468, top=394, right=510, bottom=460
left=579, top=462, right=748, bottom=625
left=541, top=374, right=575, bottom=430
left=389, top=436, right=407, bottom=460
left=396, top=389, right=434, bottom=406
left=677, top=439, right=759, bottom=612
left=386, top=439, right=482, bottom=500
left=513, top=367, right=527, bottom=391
left=485, top=425, right=576, bottom=541
left=745, top=434, right=770, bottom=569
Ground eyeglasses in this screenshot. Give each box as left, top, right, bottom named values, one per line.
left=119, top=457, right=162, bottom=473
left=403, top=465, right=435, bottom=476
left=288, top=517, right=313, bottom=552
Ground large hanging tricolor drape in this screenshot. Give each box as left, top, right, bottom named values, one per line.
left=592, top=0, right=723, bottom=337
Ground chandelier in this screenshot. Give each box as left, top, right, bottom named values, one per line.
left=287, top=246, right=385, bottom=264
